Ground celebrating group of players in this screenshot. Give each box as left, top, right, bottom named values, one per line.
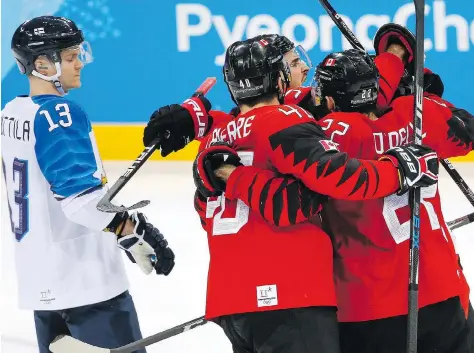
left=3, top=11, right=474, bottom=353
left=143, top=25, right=474, bottom=352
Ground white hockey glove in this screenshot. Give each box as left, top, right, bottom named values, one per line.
left=117, top=212, right=175, bottom=276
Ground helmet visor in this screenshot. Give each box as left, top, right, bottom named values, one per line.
left=78, top=41, right=93, bottom=64
left=63, top=41, right=93, bottom=65
left=295, top=45, right=312, bottom=70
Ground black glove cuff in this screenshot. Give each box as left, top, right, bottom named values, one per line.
left=424, top=72, right=444, bottom=97
left=174, top=106, right=197, bottom=142
left=298, top=92, right=330, bottom=120
left=104, top=210, right=129, bottom=235
left=204, top=153, right=242, bottom=192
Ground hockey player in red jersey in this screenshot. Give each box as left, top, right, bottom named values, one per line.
left=187, top=36, right=439, bottom=353
left=373, top=24, right=474, bottom=335
left=140, top=26, right=472, bottom=352
left=311, top=49, right=472, bottom=353
left=202, top=47, right=472, bottom=352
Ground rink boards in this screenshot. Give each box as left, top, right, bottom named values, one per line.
left=93, top=124, right=474, bottom=161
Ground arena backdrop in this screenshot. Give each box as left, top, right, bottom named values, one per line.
left=2, top=0, right=473, bottom=161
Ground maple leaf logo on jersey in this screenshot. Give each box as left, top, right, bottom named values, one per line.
left=319, top=139, right=339, bottom=152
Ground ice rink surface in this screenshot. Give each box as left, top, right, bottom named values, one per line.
left=2, top=161, right=473, bottom=353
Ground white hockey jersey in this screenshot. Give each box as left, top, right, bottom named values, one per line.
left=1, top=94, right=128, bottom=310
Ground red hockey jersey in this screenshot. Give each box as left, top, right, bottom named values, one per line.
left=196, top=104, right=402, bottom=319
left=318, top=96, right=472, bottom=322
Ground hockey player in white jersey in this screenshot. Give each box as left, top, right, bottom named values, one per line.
left=2, top=16, right=175, bottom=353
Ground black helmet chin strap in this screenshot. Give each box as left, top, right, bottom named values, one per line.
left=277, top=86, right=286, bottom=104
left=277, top=67, right=291, bottom=104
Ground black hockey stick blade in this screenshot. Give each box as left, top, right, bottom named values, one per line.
left=96, top=199, right=150, bottom=213
left=447, top=212, right=474, bottom=231
left=97, top=200, right=150, bottom=213
left=50, top=316, right=207, bottom=353
left=96, top=77, right=217, bottom=213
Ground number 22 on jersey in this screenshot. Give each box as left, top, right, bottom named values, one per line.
left=206, top=151, right=254, bottom=235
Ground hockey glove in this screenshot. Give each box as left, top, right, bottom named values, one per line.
left=229, top=106, right=241, bottom=117
left=193, top=142, right=242, bottom=198
left=447, top=107, right=474, bottom=150
left=380, top=143, right=439, bottom=195
left=118, top=212, right=175, bottom=276
left=374, top=23, right=416, bottom=76
left=424, top=68, right=444, bottom=98
left=143, top=95, right=212, bottom=156
left=285, top=87, right=331, bottom=120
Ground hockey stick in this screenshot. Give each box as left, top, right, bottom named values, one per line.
left=96, top=77, right=217, bottom=213
left=49, top=316, right=207, bottom=353
left=447, top=212, right=474, bottom=231
left=317, top=0, right=474, bottom=210
left=406, top=1, right=425, bottom=352
left=440, top=159, right=474, bottom=230
left=318, top=0, right=365, bottom=52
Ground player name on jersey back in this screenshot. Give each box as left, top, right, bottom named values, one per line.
left=207, top=115, right=255, bottom=147
left=373, top=122, right=412, bottom=155
left=1, top=115, right=31, bottom=142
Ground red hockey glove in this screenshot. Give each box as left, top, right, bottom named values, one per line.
left=374, top=23, right=416, bottom=75
left=181, top=95, right=213, bottom=139
left=193, top=142, right=243, bottom=198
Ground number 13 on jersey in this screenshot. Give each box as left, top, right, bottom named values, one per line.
left=2, top=158, right=29, bottom=241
